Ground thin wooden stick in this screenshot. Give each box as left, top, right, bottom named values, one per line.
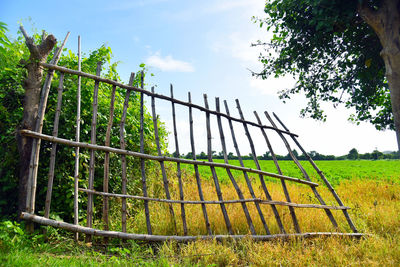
left=102, top=83, right=117, bottom=238
left=121, top=73, right=135, bottom=233
left=40, top=63, right=298, bottom=137
left=272, top=112, right=358, bottom=233
left=264, top=111, right=339, bottom=229
left=215, top=98, right=256, bottom=235
left=235, top=99, right=286, bottom=234
left=253, top=111, right=301, bottom=233
left=78, top=188, right=350, bottom=209
left=204, top=94, right=233, bottom=234
left=74, top=35, right=81, bottom=242
left=170, top=85, right=188, bottom=235
left=21, top=213, right=364, bottom=242
left=139, top=72, right=152, bottom=235
left=86, top=62, right=102, bottom=242
left=21, top=130, right=319, bottom=187
left=44, top=73, right=64, bottom=219
left=223, top=100, right=271, bottom=234
left=151, top=86, right=177, bottom=233
left=25, top=31, right=70, bottom=214
left=189, top=92, right=212, bottom=235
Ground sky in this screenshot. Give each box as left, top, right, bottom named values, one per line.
left=1, top=0, right=397, bottom=156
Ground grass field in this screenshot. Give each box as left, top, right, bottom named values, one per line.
left=1, top=159, right=400, bottom=266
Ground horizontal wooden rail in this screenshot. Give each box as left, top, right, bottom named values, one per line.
left=79, top=188, right=350, bottom=210
left=39, top=63, right=298, bottom=138
left=20, top=129, right=318, bottom=187
left=21, top=213, right=364, bottom=242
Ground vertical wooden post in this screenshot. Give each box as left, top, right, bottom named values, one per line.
left=203, top=94, right=233, bottom=235
left=188, top=92, right=212, bottom=235
left=264, top=111, right=339, bottom=229
left=272, top=112, right=357, bottom=232
left=139, top=72, right=152, bottom=235
left=44, top=73, right=64, bottom=219
left=86, top=62, right=102, bottom=242
left=74, top=35, right=81, bottom=242
left=102, top=84, right=116, bottom=238
left=253, top=111, right=301, bottom=233
left=223, top=100, right=271, bottom=234
left=120, top=73, right=135, bottom=233
left=170, top=85, right=188, bottom=235
left=215, top=98, right=256, bottom=235
left=151, top=87, right=177, bottom=234
left=235, top=99, right=286, bottom=234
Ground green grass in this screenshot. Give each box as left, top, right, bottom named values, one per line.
left=181, top=159, right=400, bottom=185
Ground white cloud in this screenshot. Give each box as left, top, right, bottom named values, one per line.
left=145, top=52, right=195, bottom=72
left=249, top=76, right=296, bottom=96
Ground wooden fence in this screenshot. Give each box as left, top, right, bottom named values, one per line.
left=20, top=33, right=363, bottom=242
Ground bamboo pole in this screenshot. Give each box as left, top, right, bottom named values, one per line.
left=73, top=35, right=81, bottom=242
left=264, top=111, right=339, bottom=229
left=78, top=188, right=349, bottom=209
left=44, top=73, right=64, bottom=219
left=102, top=84, right=117, bottom=238
left=170, top=85, right=188, bottom=235
left=21, top=130, right=319, bottom=187
left=272, top=112, right=358, bottom=233
left=21, top=213, right=364, bottom=242
left=139, top=72, right=152, bottom=235
left=40, top=63, right=298, bottom=137
left=215, top=98, right=256, bottom=235
left=25, top=31, right=70, bottom=214
left=253, top=111, right=301, bottom=233
left=189, top=92, right=212, bottom=235
left=86, top=62, right=102, bottom=242
left=235, top=99, right=286, bottom=234
left=223, top=100, right=271, bottom=235
left=151, top=87, right=177, bottom=233
left=120, top=73, right=135, bottom=233
left=203, top=94, right=233, bottom=235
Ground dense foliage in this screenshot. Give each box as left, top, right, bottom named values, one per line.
left=0, top=25, right=167, bottom=220
left=255, top=0, right=393, bottom=130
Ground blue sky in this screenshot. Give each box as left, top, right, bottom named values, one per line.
left=1, top=0, right=397, bottom=156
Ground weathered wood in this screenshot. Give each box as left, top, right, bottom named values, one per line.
left=102, top=84, right=116, bottom=237
left=151, top=87, right=177, bottom=233
left=235, top=99, right=286, bottom=234
left=170, top=85, right=188, bottom=235
left=272, top=112, right=359, bottom=233
left=74, top=35, right=81, bottom=242
left=264, top=111, right=339, bottom=229
left=20, top=130, right=319, bottom=187
left=204, top=94, right=233, bottom=235
left=120, top=73, right=135, bottom=233
left=44, top=73, right=64, bottom=219
left=253, top=111, right=301, bottom=233
left=223, top=100, right=271, bottom=235
left=39, top=63, right=298, bottom=137
left=21, top=213, right=364, bottom=242
left=86, top=62, right=102, bottom=242
left=25, top=31, right=70, bottom=216
left=215, top=98, right=256, bottom=235
left=79, top=188, right=349, bottom=209
left=189, top=92, right=212, bottom=235
left=139, top=72, right=152, bottom=235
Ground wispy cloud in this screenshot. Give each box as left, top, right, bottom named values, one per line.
left=145, top=52, right=195, bottom=72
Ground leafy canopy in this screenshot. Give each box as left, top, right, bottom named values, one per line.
left=255, top=0, right=392, bottom=130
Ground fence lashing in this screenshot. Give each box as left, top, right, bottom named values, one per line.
left=253, top=111, right=301, bottom=233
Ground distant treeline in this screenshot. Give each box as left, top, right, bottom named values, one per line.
left=172, top=148, right=399, bottom=161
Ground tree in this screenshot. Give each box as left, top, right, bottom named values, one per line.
left=256, top=0, right=400, bottom=152
left=347, top=148, right=359, bottom=159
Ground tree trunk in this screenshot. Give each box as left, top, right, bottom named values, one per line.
left=359, top=0, right=400, bottom=153
left=17, top=28, right=56, bottom=216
